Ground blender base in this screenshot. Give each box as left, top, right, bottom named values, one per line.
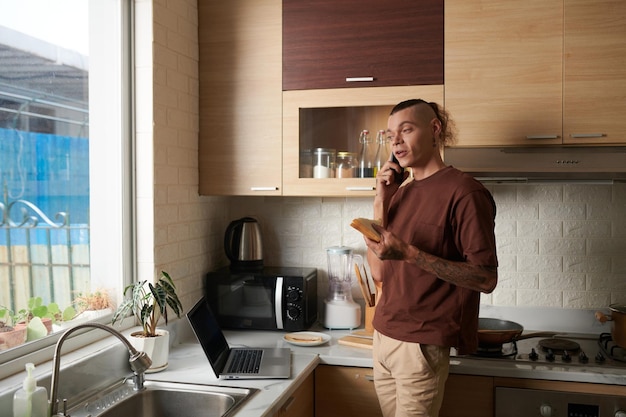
left=323, top=300, right=361, bottom=329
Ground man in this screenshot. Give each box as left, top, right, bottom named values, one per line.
left=365, top=99, right=498, bottom=417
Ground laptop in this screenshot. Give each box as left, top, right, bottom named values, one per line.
left=186, top=297, right=291, bottom=379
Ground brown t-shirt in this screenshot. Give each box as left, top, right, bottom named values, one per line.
left=372, top=166, right=498, bottom=354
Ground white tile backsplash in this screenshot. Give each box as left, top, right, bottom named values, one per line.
left=225, top=183, right=626, bottom=318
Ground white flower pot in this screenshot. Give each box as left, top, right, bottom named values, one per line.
left=129, top=329, right=170, bottom=372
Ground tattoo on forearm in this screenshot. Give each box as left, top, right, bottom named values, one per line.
left=414, top=250, right=496, bottom=291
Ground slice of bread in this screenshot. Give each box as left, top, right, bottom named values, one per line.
left=284, top=334, right=323, bottom=343
left=350, top=218, right=382, bottom=242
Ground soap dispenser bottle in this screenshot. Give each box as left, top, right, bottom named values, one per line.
left=13, top=363, right=48, bottom=417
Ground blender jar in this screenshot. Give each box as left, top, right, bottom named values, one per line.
left=324, top=246, right=362, bottom=329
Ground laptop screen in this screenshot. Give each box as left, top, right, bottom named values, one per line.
left=187, top=297, right=231, bottom=374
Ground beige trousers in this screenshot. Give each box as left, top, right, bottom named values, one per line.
left=373, top=331, right=450, bottom=417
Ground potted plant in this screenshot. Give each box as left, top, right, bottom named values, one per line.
left=16, top=297, right=76, bottom=341
left=69, top=289, right=115, bottom=325
left=112, top=271, right=183, bottom=372
left=0, top=307, right=27, bottom=350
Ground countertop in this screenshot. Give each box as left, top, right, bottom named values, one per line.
left=145, top=322, right=626, bottom=417
left=145, top=324, right=375, bottom=417
left=2, top=319, right=625, bottom=417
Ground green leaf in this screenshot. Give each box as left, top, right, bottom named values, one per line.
left=111, top=271, right=183, bottom=336
left=31, top=305, right=48, bottom=318
left=62, top=306, right=77, bottom=321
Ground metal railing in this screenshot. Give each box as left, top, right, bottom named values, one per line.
left=0, top=190, right=89, bottom=313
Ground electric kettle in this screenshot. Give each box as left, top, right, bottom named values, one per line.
left=224, top=217, right=264, bottom=270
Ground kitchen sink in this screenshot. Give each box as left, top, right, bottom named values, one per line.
left=67, top=380, right=257, bottom=417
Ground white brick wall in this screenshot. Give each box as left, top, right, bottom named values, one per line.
left=227, top=183, right=626, bottom=311
left=139, top=0, right=226, bottom=311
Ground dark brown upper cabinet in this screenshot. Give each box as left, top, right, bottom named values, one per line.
left=283, top=0, right=444, bottom=91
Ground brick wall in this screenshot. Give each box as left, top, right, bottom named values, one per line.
left=139, top=0, right=225, bottom=311
left=227, top=183, right=626, bottom=310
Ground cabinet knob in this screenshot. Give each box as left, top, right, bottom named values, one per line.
left=539, top=404, right=553, bottom=417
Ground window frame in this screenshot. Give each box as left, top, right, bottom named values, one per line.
left=0, top=0, right=135, bottom=377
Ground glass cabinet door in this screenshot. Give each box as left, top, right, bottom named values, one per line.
left=282, top=85, right=444, bottom=196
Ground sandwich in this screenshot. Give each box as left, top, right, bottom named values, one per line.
left=350, top=218, right=382, bottom=242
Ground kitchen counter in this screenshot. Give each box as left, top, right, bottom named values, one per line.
left=145, top=324, right=375, bottom=417
left=2, top=320, right=626, bottom=417
left=146, top=322, right=626, bottom=417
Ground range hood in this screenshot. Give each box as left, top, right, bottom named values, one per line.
left=443, top=146, right=626, bottom=183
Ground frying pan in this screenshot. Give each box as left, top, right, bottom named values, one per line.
left=478, top=318, right=557, bottom=345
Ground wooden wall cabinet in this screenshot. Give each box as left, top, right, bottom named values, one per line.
left=283, top=0, right=443, bottom=91
left=283, top=85, right=444, bottom=196
left=445, top=0, right=626, bottom=147
left=198, top=0, right=626, bottom=197
left=198, top=0, right=443, bottom=197
left=444, top=0, right=563, bottom=147
left=563, top=0, right=626, bottom=145
left=198, top=0, right=282, bottom=196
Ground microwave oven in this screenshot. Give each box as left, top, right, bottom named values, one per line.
left=204, top=266, right=317, bottom=331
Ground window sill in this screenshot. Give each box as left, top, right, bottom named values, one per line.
left=0, top=315, right=134, bottom=382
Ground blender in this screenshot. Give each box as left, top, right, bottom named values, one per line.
left=324, top=246, right=362, bottom=329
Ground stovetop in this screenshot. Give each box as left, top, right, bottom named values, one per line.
left=506, top=333, right=626, bottom=368
left=452, top=332, right=626, bottom=378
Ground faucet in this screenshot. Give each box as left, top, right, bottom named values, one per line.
left=48, top=322, right=152, bottom=417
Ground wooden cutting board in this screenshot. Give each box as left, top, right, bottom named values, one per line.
left=338, top=335, right=373, bottom=349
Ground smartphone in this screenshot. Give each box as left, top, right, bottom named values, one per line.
left=391, top=154, right=404, bottom=184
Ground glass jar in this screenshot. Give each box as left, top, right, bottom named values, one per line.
left=335, top=151, right=357, bottom=178
left=299, top=149, right=313, bottom=178
left=312, top=148, right=336, bottom=178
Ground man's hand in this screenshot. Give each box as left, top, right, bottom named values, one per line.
left=365, top=223, right=407, bottom=261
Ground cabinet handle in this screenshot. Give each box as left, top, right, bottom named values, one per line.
left=281, top=396, right=296, bottom=412
left=345, top=77, right=375, bottom=82
left=346, top=186, right=376, bottom=191
left=525, top=135, right=560, bottom=139
left=250, top=186, right=279, bottom=191
left=570, top=133, right=606, bottom=138
left=365, top=374, right=375, bottom=382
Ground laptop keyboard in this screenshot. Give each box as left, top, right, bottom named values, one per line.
left=228, top=349, right=263, bottom=374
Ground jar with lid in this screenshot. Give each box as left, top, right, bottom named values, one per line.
left=312, top=148, right=336, bottom=178
left=335, top=151, right=357, bottom=178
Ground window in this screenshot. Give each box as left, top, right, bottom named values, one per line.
left=0, top=0, right=132, bottom=362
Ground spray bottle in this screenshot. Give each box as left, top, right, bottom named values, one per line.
left=13, top=363, right=48, bottom=417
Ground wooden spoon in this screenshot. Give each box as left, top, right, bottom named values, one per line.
left=354, top=264, right=374, bottom=307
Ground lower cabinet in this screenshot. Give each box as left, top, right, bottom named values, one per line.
left=285, top=365, right=626, bottom=417
left=273, top=372, right=314, bottom=417
left=314, top=365, right=494, bottom=417
left=315, top=365, right=380, bottom=417
left=439, top=375, right=494, bottom=417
